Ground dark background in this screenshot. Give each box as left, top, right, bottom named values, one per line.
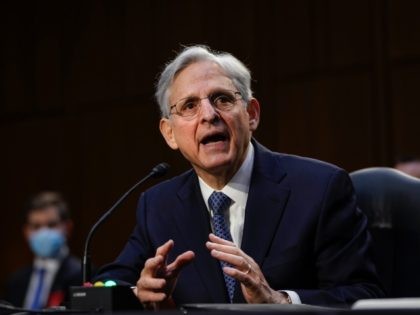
left=1, top=0, right=419, bottom=296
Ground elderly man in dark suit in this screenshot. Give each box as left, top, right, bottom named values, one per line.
left=97, top=45, right=384, bottom=309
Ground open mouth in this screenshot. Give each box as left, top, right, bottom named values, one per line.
left=201, top=132, right=229, bottom=145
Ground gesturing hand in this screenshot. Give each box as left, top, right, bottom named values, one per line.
left=133, top=239, right=195, bottom=310
left=206, top=233, right=289, bottom=304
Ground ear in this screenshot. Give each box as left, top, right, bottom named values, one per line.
left=159, top=118, right=179, bottom=150
left=247, top=98, right=260, bottom=131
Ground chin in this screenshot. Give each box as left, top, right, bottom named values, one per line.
left=201, top=158, right=235, bottom=174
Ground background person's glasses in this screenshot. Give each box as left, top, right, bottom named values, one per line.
left=169, top=90, right=242, bottom=119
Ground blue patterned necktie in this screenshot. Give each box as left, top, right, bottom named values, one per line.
left=208, top=191, right=236, bottom=302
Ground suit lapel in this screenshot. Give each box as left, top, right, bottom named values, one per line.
left=241, top=142, right=290, bottom=267
left=174, top=172, right=228, bottom=302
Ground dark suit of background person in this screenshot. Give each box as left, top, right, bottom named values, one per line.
left=4, top=191, right=82, bottom=309
left=5, top=256, right=81, bottom=308
left=96, top=45, right=384, bottom=308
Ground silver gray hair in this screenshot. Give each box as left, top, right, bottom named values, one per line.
left=155, top=45, right=253, bottom=118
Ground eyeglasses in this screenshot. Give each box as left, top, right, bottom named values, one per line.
left=169, top=90, right=243, bottom=119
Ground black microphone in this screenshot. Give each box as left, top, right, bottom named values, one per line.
left=82, top=162, right=170, bottom=284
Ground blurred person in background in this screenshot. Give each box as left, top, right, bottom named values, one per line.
left=4, top=191, right=82, bottom=309
left=394, top=156, right=420, bottom=179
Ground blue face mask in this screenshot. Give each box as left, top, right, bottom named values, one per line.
left=29, top=228, right=66, bottom=258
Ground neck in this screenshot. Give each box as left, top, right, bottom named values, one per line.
left=194, top=158, right=245, bottom=190
left=197, top=171, right=233, bottom=190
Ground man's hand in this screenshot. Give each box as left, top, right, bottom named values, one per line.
left=133, top=239, right=195, bottom=310
left=206, top=233, right=289, bottom=304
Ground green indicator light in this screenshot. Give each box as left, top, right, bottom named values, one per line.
left=104, top=280, right=117, bottom=287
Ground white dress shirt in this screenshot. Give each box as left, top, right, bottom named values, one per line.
left=23, top=247, right=68, bottom=309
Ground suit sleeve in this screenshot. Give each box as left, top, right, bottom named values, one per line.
left=295, top=169, right=385, bottom=306
left=94, top=193, right=153, bottom=285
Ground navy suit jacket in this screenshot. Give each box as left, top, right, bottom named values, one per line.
left=98, top=141, right=384, bottom=307
left=5, top=255, right=82, bottom=308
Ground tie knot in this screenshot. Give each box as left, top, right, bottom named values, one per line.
left=208, top=191, right=231, bottom=215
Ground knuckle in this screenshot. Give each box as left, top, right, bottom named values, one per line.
left=144, top=258, right=154, bottom=268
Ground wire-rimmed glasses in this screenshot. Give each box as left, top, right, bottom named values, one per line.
left=169, top=90, right=242, bottom=119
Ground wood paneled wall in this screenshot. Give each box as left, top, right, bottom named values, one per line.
left=1, top=0, right=420, bottom=295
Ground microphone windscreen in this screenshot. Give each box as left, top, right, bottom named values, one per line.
left=151, top=162, right=170, bottom=178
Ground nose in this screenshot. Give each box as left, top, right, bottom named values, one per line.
left=199, top=98, right=219, bottom=122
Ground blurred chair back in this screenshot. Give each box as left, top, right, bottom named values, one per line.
left=350, top=167, right=420, bottom=297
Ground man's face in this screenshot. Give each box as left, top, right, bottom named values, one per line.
left=24, top=207, right=68, bottom=241
left=159, top=61, right=260, bottom=183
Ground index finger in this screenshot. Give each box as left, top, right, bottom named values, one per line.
left=156, top=239, right=174, bottom=257
left=166, top=250, right=195, bottom=274
left=208, top=233, right=235, bottom=246
left=141, top=254, right=165, bottom=278
left=141, top=240, right=174, bottom=277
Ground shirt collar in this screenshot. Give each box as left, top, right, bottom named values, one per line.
left=33, top=245, right=68, bottom=269
left=199, top=142, right=254, bottom=210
